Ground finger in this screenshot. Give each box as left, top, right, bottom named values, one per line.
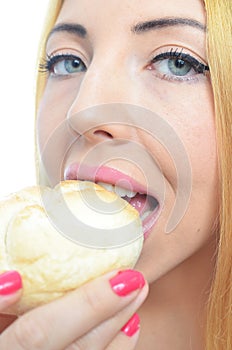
left=0, top=269, right=146, bottom=350
left=0, top=271, right=22, bottom=334
left=0, top=291, right=22, bottom=314
left=65, top=284, right=148, bottom=350
left=107, top=314, right=141, bottom=350
left=0, top=271, right=22, bottom=312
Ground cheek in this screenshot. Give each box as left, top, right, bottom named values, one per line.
left=36, top=80, right=80, bottom=185
left=151, top=80, right=216, bottom=185
left=137, top=132, right=218, bottom=283
left=140, top=81, right=216, bottom=193
left=136, top=81, right=218, bottom=280
left=173, top=85, right=216, bottom=189
left=37, top=79, right=80, bottom=143
left=160, top=82, right=218, bottom=232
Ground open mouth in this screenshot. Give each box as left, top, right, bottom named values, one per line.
left=64, top=164, right=160, bottom=238
left=97, top=181, right=158, bottom=221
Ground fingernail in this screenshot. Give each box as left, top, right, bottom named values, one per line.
left=0, top=271, right=22, bottom=296
left=121, top=313, right=140, bottom=337
left=109, top=269, right=145, bottom=296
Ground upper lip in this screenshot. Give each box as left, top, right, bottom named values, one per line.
left=64, top=162, right=160, bottom=202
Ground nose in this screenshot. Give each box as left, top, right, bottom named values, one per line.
left=66, top=58, right=135, bottom=142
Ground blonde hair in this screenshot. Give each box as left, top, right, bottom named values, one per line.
left=204, top=1, right=232, bottom=348
left=35, top=0, right=63, bottom=109
left=35, top=1, right=232, bottom=348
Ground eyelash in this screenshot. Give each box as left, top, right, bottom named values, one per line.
left=150, top=48, right=209, bottom=81
left=39, top=48, right=210, bottom=82
left=39, top=53, right=87, bottom=74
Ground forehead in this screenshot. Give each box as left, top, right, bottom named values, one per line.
left=57, top=0, right=206, bottom=30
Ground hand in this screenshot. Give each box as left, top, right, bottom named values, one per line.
left=0, top=269, right=148, bottom=349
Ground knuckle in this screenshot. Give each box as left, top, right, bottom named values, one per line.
left=14, top=314, right=49, bottom=350
left=81, top=284, right=103, bottom=315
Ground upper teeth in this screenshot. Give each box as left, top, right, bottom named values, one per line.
left=97, top=182, right=137, bottom=198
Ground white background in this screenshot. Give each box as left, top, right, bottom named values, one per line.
left=0, top=1, right=49, bottom=197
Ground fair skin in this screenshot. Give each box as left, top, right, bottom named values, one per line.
left=0, top=0, right=218, bottom=349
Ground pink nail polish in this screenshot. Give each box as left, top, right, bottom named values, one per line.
left=109, top=269, right=145, bottom=296
left=0, top=271, right=22, bottom=296
left=121, top=313, right=140, bottom=337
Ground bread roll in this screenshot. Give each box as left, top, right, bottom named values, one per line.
left=0, top=180, right=143, bottom=315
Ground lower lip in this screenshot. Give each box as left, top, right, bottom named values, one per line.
left=65, top=163, right=160, bottom=240
left=141, top=205, right=160, bottom=240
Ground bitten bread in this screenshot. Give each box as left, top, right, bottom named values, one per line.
left=0, top=180, right=143, bottom=315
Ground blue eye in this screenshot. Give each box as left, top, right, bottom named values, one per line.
left=150, top=49, right=209, bottom=80
left=167, top=58, right=192, bottom=76
left=40, top=54, right=87, bottom=76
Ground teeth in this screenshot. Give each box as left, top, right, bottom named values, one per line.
left=114, top=185, right=128, bottom=197
left=115, top=185, right=137, bottom=198
left=141, top=210, right=152, bottom=221
left=97, top=182, right=114, bottom=192
left=97, top=182, right=137, bottom=198
left=97, top=181, right=157, bottom=222
left=126, top=190, right=137, bottom=198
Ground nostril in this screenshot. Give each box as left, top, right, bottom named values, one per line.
left=93, top=130, right=113, bottom=139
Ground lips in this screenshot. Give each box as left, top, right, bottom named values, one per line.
left=64, top=163, right=160, bottom=239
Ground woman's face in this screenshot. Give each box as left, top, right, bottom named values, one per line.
left=37, top=0, right=218, bottom=282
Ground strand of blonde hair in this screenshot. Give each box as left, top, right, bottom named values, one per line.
left=204, top=0, right=232, bottom=348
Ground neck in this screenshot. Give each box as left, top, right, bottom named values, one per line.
left=137, top=237, right=216, bottom=350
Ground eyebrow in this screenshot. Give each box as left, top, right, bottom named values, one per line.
left=48, top=23, right=87, bottom=40
left=48, top=17, right=206, bottom=41
left=132, top=17, right=206, bottom=33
